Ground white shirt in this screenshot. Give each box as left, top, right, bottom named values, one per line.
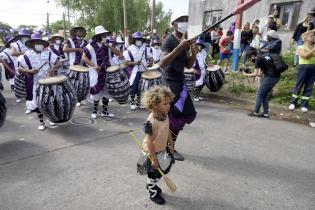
left=0, top=48, right=18, bottom=70
left=11, top=40, right=28, bottom=55
left=151, top=47, right=162, bottom=63
left=123, top=44, right=152, bottom=72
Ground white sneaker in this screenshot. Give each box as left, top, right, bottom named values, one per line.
left=38, top=123, right=46, bottom=131
left=194, top=97, right=199, bottom=102
left=47, top=119, right=56, bottom=126
left=288, top=104, right=295, bottom=110
left=199, top=97, right=204, bottom=101
left=130, top=104, right=137, bottom=110
left=101, top=112, right=115, bottom=118
left=109, top=99, right=113, bottom=102
left=310, top=122, right=315, bottom=128
left=301, top=107, right=309, bottom=113
left=25, top=110, right=32, bottom=114
left=91, top=113, right=97, bottom=119
left=76, top=102, right=81, bottom=107
left=16, top=99, right=21, bottom=103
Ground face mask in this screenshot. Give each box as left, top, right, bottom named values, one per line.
left=153, top=29, right=157, bottom=33
left=101, top=37, right=107, bottom=43
left=76, top=36, right=82, bottom=40
left=109, top=43, right=113, bottom=47
left=135, top=40, right=142, bottom=47
left=34, top=44, right=44, bottom=52
left=177, top=22, right=188, bottom=34
left=21, top=37, right=29, bottom=44
left=116, top=44, right=122, bottom=48
left=55, top=40, right=61, bottom=45
left=154, top=45, right=159, bottom=49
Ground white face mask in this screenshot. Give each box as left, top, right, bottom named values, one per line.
left=154, top=45, right=159, bottom=49
left=55, top=40, right=61, bottom=45
left=34, top=44, right=44, bottom=52
left=135, top=40, right=142, bottom=47
left=177, top=22, right=188, bottom=34
left=101, top=37, right=107, bottom=43
left=76, top=36, right=82, bottom=40
left=109, top=43, right=113, bottom=47
left=21, top=37, right=29, bottom=44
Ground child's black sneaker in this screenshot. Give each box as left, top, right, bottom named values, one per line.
left=146, top=184, right=162, bottom=194
left=150, top=193, right=165, bottom=205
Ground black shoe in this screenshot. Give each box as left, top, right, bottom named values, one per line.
left=248, top=112, right=261, bottom=117
left=146, top=184, right=162, bottom=194
left=150, top=193, right=165, bottom=205
left=173, top=150, right=184, bottom=161
left=259, top=114, right=270, bottom=118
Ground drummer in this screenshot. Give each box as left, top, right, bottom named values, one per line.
left=17, top=33, right=61, bottom=131
left=49, top=34, right=65, bottom=58
left=151, top=39, right=162, bottom=64
left=107, top=36, right=124, bottom=65
left=123, top=31, right=153, bottom=110
left=82, top=25, right=121, bottom=119
left=193, top=38, right=208, bottom=102
left=112, top=36, right=126, bottom=65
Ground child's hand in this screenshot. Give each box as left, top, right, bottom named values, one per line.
left=151, top=158, right=159, bottom=170
left=168, top=142, right=174, bottom=155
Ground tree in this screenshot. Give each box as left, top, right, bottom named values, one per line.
left=49, top=20, right=72, bottom=34
left=0, top=21, right=13, bottom=44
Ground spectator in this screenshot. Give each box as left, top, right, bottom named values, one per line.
left=292, top=14, right=314, bottom=65
left=260, top=15, right=275, bottom=39
left=240, top=22, right=253, bottom=65
left=217, top=30, right=233, bottom=73
left=218, top=27, right=224, bottom=37
left=251, top=19, right=260, bottom=33
left=211, top=27, right=220, bottom=58
left=288, top=31, right=315, bottom=113
left=244, top=47, right=281, bottom=118
left=162, top=29, right=170, bottom=41
left=251, top=20, right=261, bottom=49
left=150, top=28, right=161, bottom=44
left=273, top=9, right=281, bottom=29
left=200, top=28, right=212, bottom=54
left=260, top=30, right=282, bottom=55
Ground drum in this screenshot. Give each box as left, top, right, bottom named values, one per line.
left=106, top=65, right=130, bottom=104
left=37, top=76, right=76, bottom=123
left=68, top=65, right=90, bottom=102
left=119, top=63, right=130, bottom=79
left=205, top=65, right=225, bottom=92
left=147, top=64, right=162, bottom=73
left=138, top=70, right=162, bottom=95
left=14, top=74, right=27, bottom=99
left=0, top=92, right=6, bottom=128
left=184, top=68, right=195, bottom=96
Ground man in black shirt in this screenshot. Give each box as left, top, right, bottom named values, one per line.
left=160, top=11, right=199, bottom=161
left=244, top=47, right=280, bottom=118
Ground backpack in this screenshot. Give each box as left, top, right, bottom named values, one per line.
left=269, top=53, right=288, bottom=73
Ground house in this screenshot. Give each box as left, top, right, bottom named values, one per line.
left=188, top=0, right=314, bottom=51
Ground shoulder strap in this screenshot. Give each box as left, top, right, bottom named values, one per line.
left=23, top=55, right=32, bottom=69
left=3, top=52, right=13, bottom=64
left=144, top=46, right=148, bottom=60
left=127, top=50, right=134, bottom=62
left=48, top=52, right=52, bottom=68
left=16, top=42, right=22, bottom=52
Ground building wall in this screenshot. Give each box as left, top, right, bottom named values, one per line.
left=188, top=0, right=314, bottom=51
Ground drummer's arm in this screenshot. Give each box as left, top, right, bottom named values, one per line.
left=82, top=53, right=101, bottom=71
left=63, top=44, right=83, bottom=53
left=243, top=68, right=261, bottom=77
left=1, top=60, right=15, bottom=76
left=11, top=48, right=24, bottom=57
left=18, top=67, right=38, bottom=75
left=107, top=45, right=123, bottom=58
left=185, top=44, right=199, bottom=69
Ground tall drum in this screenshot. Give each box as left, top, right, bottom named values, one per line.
left=139, top=70, right=162, bottom=96
left=205, top=65, right=225, bottom=92
left=14, top=74, right=27, bottom=99
left=68, top=65, right=90, bottom=102
left=184, top=68, right=195, bottom=96
left=0, top=92, right=6, bottom=128
left=37, top=76, right=76, bottom=123
left=106, top=65, right=130, bottom=104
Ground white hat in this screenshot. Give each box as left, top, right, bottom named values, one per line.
left=266, top=30, right=279, bottom=39
left=171, top=11, right=188, bottom=23
left=94, top=25, right=109, bottom=36
left=116, top=36, right=124, bottom=44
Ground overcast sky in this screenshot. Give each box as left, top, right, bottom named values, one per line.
left=0, top=0, right=189, bottom=29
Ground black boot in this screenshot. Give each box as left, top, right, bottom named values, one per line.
left=146, top=184, right=162, bottom=194
left=148, top=183, right=165, bottom=205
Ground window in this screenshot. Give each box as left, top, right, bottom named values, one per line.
left=270, top=1, right=302, bottom=30
left=203, top=10, right=223, bottom=28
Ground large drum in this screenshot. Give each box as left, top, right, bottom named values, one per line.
left=106, top=65, right=130, bottom=104
left=119, top=63, right=130, bottom=79
left=205, top=65, right=225, bottom=92
left=14, top=74, right=27, bottom=99
left=68, top=65, right=90, bottom=102
left=139, top=70, right=162, bottom=95
left=0, top=92, right=6, bottom=128
left=184, top=68, right=195, bottom=96
left=37, top=76, right=76, bottom=123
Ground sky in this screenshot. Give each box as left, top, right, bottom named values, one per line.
left=0, top=0, right=189, bottom=29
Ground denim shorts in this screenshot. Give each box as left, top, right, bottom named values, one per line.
left=220, top=53, right=231, bottom=60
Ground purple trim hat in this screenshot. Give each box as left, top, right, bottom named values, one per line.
left=70, top=26, right=87, bottom=38
left=132, top=31, right=143, bottom=39
left=15, top=28, right=31, bottom=39
left=4, top=35, right=16, bottom=48
left=107, top=36, right=116, bottom=43
left=25, top=32, right=49, bottom=48
left=152, top=39, right=161, bottom=45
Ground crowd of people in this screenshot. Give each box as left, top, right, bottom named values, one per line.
left=0, top=5, right=315, bottom=205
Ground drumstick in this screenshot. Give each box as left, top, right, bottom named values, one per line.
left=38, top=62, right=48, bottom=71
left=195, top=0, right=261, bottom=38
left=129, top=130, right=177, bottom=192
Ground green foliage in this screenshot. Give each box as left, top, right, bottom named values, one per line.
left=49, top=20, right=72, bottom=34
left=0, top=21, right=12, bottom=43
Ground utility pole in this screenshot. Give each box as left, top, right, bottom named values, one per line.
left=123, top=0, right=129, bottom=47
left=46, top=0, right=50, bottom=33
left=68, top=0, right=71, bottom=30
left=151, top=0, right=156, bottom=32
left=63, top=13, right=67, bottom=39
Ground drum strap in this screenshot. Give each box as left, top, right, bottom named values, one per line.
left=3, top=52, right=14, bottom=65
left=127, top=50, right=134, bottom=63
left=23, top=55, right=34, bottom=101
left=16, top=42, right=22, bottom=52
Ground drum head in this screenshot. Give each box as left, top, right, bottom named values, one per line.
left=147, top=64, right=160, bottom=71
left=106, top=65, right=120, bottom=73
left=70, top=65, right=89, bottom=72
left=119, top=63, right=128, bottom=69
left=142, top=70, right=161, bottom=80
left=39, top=75, right=68, bottom=85
left=184, top=68, right=194, bottom=74
left=207, top=65, right=221, bottom=72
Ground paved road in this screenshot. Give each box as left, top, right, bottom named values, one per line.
left=0, top=86, right=315, bottom=210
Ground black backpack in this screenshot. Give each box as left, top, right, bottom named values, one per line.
left=269, top=53, right=288, bottom=73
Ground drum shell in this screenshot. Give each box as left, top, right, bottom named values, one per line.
left=14, top=74, right=27, bottom=99
left=184, top=72, right=195, bottom=97
left=106, top=69, right=130, bottom=104
left=68, top=70, right=90, bottom=102
left=36, top=79, right=76, bottom=123
left=138, top=76, right=162, bottom=96
left=205, top=68, right=225, bottom=92
left=0, top=92, right=6, bottom=128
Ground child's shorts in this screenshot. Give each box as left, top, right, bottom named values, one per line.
left=220, top=53, right=231, bottom=61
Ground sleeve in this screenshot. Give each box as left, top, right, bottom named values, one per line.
left=268, top=40, right=282, bottom=53
left=146, top=47, right=153, bottom=59
left=65, top=39, right=72, bottom=48
left=49, top=52, right=58, bottom=65
left=17, top=55, right=27, bottom=68
left=292, top=23, right=301, bottom=41
left=161, top=36, right=174, bottom=54
left=123, top=49, right=131, bottom=61
left=255, top=56, right=264, bottom=69
left=83, top=47, right=92, bottom=60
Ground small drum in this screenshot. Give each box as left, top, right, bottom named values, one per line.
left=14, top=74, right=27, bottom=99
left=147, top=64, right=162, bottom=73
left=68, top=65, right=90, bottom=102
left=184, top=68, right=195, bottom=96
left=106, top=65, right=130, bottom=104
left=37, top=76, right=76, bottom=123
left=0, top=92, right=7, bottom=128
left=205, top=65, right=225, bottom=92
left=139, top=70, right=162, bottom=95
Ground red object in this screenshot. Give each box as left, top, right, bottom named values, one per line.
left=232, top=0, right=261, bottom=15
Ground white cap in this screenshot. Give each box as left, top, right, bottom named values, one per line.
left=94, top=25, right=109, bottom=36
left=116, top=36, right=124, bottom=44
left=171, top=11, right=188, bottom=23
left=266, top=30, right=279, bottom=39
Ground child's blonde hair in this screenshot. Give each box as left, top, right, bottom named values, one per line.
left=141, top=86, right=175, bottom=110
left=301, top=30, right=314, bottom=42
